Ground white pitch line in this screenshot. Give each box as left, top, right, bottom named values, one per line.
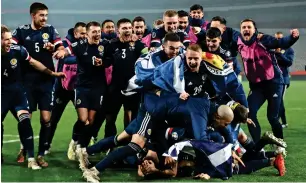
left=3, top=136, right=39, bottom=144
left=3, top=134, right=19, bottom=137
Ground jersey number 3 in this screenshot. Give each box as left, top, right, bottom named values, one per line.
left=122, top=49, right=126, bottom=59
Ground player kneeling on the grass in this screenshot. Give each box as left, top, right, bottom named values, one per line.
left=1, top=25, right=66, bottom=169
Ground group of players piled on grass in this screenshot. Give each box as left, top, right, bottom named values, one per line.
left=1, top=2, right=298, bottom=182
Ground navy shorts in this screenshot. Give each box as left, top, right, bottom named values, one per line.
left=53, top=80, right=75, bottom=106
left=24, top=82, right=54, bottom=112
left=1, top=84, right=30, bottom=119
left=74, top=87, right=104, bottom=111
left=105, top=90, right=141, bottom=115
left=125, top=103, right=148, bottom=135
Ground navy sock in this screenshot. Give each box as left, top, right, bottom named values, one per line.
left=95, top=142, right=143, bottom=172
left=79, top=124, right=92, bottom=148
left=87, top=135, right=117, bottom=154
left=18, top=113, right=34, bottom=158
left=265, top=151, right=276, bottom=158
left=242, top=138, right=255, bottom=152
left=72, top=120, right=83, bottom=142
left=237, top=159, right=270, bottom=174
left=38, top=120, right=51, bottom=156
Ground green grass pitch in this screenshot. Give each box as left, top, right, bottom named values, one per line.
left=1, top=81, right=306, bottom=182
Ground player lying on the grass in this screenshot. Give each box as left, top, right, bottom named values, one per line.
left=138, top=133, right=286, bottom=180
left=1, top=25, right=65, bottom=169
left=78, top=45, right=247, bottom=182
left=79, top=104, right=238, bottom=183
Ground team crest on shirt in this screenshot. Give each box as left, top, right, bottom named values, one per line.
left=10, top=58, right=17, bottom=69
left=42, top=33, right=49, bottom=43
left=56, top=98, right=62, bottom=104
left=152, top=32, right=156, bottom=38
left=147, top=129, right=152, bottom=136
left=98, top=45, right=104, bottom=55
left=172, top=132, right=178, bottom=140
left=129, top=42, right=135, bottom=51
left=202, top=74, right=207, bottom=81
left=76, top=99, right=81, bottom=105
left=225, top=51, right=231, bottom=57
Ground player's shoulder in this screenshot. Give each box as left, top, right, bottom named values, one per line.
left=109, top=37, right=120, bottom=44
left=177, top=29, right=188, bottom=35
left=151, top=27, right=165, bottom=38
left=100, top=38, right=110, bottom=46
left=10, top=44, right=22, bottom=51
left=17, top=24, right=31, bottom=30
left=135, top=40, right=145, bottom=46
left=71, top=39, right=86, bottom=47
left=43, top=24, right=59, bottom=33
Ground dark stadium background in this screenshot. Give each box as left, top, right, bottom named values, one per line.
left=2, top=0, right=305, bottom=73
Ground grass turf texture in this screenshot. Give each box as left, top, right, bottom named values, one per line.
left=1, top=81, right=306, bottom=182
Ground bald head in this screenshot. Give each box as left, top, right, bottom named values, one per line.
left=218, top=105, right=234, bottom=121
left=214, top=105, right=234, bottom=128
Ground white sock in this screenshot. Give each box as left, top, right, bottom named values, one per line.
left=28, top=157, right=35, bottom=162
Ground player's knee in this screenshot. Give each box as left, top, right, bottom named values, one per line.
left=238, top=132, right=248, bottom=143
left=40, top=113, right=51, bottom=123
left=267, top=113, right=279, bottom=124
left=131, top=134, right=145, bottom=148
left=78, top=116, right=88, bottom=123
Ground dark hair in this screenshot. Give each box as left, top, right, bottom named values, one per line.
left=1, top=25, right=10, bottom=38
left=211, top=16, right=227, bottom=25
left=30, top=2, right=48, bottom=14
left=190, top=4, right=203, bottom=12
left=132, top=16, right=146, bottom=25
left=276, top=31, right=283, bottom=35
left=117, top=18, right=131, bottom=28
left=206, top=27, right=222, bottom=39
left=74, top=22, right=86, bottom=30
left=233, top=104, right=248, bottom=123
left=86, top=21, right=100, bottom=31
left=163, top=33, right=181, bottom=43
left=240, top=18, right=257, bottom=29
left=178, top=10, right=189, bottom=18
left=102, top=19, right=114, bottom=28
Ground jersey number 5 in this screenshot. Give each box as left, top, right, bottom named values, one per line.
left=35, top=42, right=40, bottom=52
left=122, top=49, right=126, bottom=59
